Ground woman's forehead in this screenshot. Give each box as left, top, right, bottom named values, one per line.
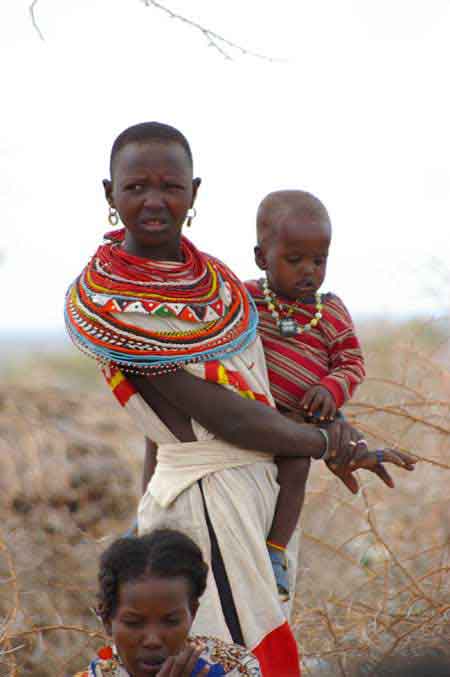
left=113, top=140, right=192, bottom=177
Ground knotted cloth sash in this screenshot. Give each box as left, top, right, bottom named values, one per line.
left=65, top=229, right=258, bottom=374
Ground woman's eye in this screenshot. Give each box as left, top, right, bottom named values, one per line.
left=164, top=616, right=181, bottom=626
left=164, top=182, right=184, bottom=191
left=314, top=258, right=326, bottom=266
left=123, top=619, right=142, bottom=627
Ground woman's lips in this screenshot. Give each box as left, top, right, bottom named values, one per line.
left=139, top=220, right=168, bottom=233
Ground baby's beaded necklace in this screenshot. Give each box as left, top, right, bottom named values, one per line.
left=262, top=278, right=323, bottom=338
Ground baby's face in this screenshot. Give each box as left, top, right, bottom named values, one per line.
left=259, top=215, right=330, bottom=300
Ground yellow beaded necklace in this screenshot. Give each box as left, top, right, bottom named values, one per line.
left=262, top=279, right=323, bottom=337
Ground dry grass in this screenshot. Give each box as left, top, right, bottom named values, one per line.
left=1, top=316, right=449, bottom=676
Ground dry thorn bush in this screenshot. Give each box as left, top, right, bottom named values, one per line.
left=1, top=317, right=449, bottom=676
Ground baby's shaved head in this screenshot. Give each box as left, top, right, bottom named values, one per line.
left=257, top=190, right=331, bottom=246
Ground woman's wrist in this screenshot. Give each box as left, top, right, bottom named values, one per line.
left=316, top=428, right=330, bottom=461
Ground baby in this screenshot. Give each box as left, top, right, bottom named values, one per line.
left=245, top=190, right=365, bottom=600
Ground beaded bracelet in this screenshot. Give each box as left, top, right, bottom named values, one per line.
left=317, top=428, right=331, bottom=461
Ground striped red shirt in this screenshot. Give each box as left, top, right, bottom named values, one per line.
left=245, top=279, right=365, bottom=413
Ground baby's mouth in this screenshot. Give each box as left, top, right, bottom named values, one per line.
left=296, top=280, right=315, bottom=291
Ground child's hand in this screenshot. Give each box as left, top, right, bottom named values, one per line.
left=301, top=385, right=337, bottom=421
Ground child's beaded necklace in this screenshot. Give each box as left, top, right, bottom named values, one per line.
left=262, top=278, right=323, bottom=338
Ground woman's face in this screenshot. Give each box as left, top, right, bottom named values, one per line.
left=104, top=140, right=200, bottom=261
left=106, top=575, right=198, bottom=677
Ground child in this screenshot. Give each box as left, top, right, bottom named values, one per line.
left=75, top=528, right=262, bottom=676
left=245, top=189, right=366, bottom=601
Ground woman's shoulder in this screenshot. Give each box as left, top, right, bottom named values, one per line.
left=192, top=635, right=262, bottom=675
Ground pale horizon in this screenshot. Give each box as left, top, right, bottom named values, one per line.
left=1, top=0, right=450, bottom=332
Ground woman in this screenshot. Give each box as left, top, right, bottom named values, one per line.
left=75, top=529, right=261, bottom=676
left=65, top=121, right=415, bottom=677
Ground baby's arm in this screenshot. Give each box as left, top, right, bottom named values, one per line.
left=302, top=296, right=365, bottom=420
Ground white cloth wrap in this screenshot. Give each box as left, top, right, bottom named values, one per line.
left=112, top=313, right=300, bottom=652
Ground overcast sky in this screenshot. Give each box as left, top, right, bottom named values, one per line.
left=1, top=0, right=450, bottom=332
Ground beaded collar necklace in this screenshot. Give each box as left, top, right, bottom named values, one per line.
left=262, top=278, right=323, bottom=338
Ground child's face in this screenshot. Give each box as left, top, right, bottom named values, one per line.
left=256, top=215, right=330, bottom=300
left=105, top=575, right=198, bottom=677
left=104, top=140, right=200, bottom=258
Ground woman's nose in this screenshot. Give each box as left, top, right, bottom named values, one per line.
left=142, top=188, right=165, bottom=210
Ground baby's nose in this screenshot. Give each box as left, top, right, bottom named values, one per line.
left=299, top=259, right=314, bottom=274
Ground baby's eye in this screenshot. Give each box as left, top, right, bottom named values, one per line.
left=126, top=183, right=144, bottom=192
left=286, top=256, right=301, bottom=264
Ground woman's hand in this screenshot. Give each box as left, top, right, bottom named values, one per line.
left=157, top=646, right=210, bottom=676
left=322, top=420, right=416, bottom=493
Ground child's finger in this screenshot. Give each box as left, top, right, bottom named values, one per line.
left=307, top=391, right=324, bottom=414
left=157, top=657, right=174, bottom=676
left=320, top=397, right=335, bottom=421
left=170, top=646, right=203, bottom=676
left=300, top=389, right=315, bottom=410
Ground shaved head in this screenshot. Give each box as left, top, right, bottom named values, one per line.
left=257, top=190, right=331, bottom=247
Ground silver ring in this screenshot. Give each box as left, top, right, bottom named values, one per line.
left=357, top=438, right=368, bottom=447
left=349, top=440, right=357, bottom=447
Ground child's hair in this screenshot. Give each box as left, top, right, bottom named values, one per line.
left=256, top=190, right=330, bottom=245
left=109, top=121, right=193, bottom=175
left=97, top=529, right=209, bottom=623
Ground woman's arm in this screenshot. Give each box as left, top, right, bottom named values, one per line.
left=146, top=371, right=416, bottom=479
left=147, top=370, right=335, bottom=459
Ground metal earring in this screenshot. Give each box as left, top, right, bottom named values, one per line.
left=186, top=206, right=197, bottom=228
left=108, top=206, right=119, bottom=227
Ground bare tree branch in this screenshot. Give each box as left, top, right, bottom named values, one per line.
left=29, top=0, right=44, bottom=41
left=141, top=0, right=277, bottom=61
left=29, top=0, right=278, bottom=60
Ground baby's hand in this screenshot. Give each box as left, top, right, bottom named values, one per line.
left=301, top=385, right=337, bottom=421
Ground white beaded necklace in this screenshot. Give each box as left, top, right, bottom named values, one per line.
left=262, top=279, right=323, bottom=337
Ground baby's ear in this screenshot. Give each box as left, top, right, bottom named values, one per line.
left=254, top=246, right=267, bottom=271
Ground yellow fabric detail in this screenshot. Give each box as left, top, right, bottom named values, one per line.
left=109, top=370, right=125, bottom=390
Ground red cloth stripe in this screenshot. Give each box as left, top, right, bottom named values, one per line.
left=252, top=621, right=301, bottom=677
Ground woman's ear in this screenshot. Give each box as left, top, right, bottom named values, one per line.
left=254, top=246, right=267, bottom=271
left=103, top=179, right=114, bottom=207
left=191, top=177, right=201, bottom=205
